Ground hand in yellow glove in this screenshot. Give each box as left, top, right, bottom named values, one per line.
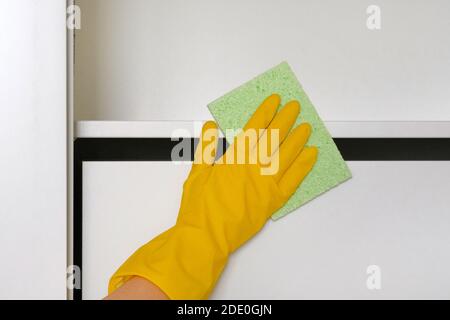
left=109, top=94, right=318, bottom=299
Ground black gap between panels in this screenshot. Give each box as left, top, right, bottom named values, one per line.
left=74, top=138, right=450, bottom=161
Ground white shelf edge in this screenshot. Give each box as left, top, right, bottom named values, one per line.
left=76, top=121, right=450, bottom=138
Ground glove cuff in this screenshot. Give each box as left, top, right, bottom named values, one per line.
left=108, top=225, right=229, bottom=300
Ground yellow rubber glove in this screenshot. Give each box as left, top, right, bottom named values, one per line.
left=108, top=94, right=318, bottom=299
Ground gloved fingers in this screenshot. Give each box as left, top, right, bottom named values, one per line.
left=272, top=123, right=312, bottom=182
left=256, top=100, right=300, bottom=158
left=192, top=121, right=219, bottom=172
left=278, top=146, right=318, bottom=197
left=219, top=94, right=280, bottom=164
left=243, top=93, right=280, bottom=141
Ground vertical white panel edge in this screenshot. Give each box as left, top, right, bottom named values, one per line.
left=67, top=0, right=75, bottom=301
left=0, top=1, right=67, bottom=299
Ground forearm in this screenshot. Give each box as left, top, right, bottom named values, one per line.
left=105, top=276, right=169, bottom=300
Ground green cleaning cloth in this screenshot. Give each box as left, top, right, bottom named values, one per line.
left=208, top=61, right=352, bottom=220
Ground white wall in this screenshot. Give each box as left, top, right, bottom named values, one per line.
left=0, top=0, right=67, bottom=299
left=75, top=0, right=450, bottom=122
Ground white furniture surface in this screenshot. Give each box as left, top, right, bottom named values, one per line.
left=82, top=161, right=450, bottom=300
left=0, top=1, right=67, bottom=299
left=77, top=121, right=450, bottom=138
left=74, top=0, right=450, bottom=297
left=75, top=0, right=450, bottom=122
left=78, top=121, right=450, bottom=299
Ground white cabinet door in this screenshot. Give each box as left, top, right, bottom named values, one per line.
left=0, top=1, right=67, bottom=299
left=82, top=161, right=450, bottom=300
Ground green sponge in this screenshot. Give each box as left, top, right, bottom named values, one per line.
left=208, top=62, right=352, bottom=220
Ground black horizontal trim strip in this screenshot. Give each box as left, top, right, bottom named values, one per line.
left=74, top=138, right=450, bottom=161
left=335, top=138, right=450, bottom=160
